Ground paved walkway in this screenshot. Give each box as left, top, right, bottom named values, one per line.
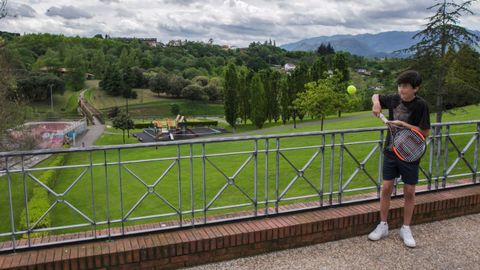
left=73, top=116, right=105, bottom=147
left=186, top=213, right=480, bottom=270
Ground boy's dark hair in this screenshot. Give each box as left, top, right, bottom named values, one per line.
left=396, top=70, right=422, bottom=88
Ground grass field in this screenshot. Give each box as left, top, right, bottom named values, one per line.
left=26, top=90, right=81, bottom=119
left=84, top=80, right=224, bottom=118
left=1, top=105, right=479, bottom=239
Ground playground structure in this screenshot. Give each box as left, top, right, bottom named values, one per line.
left=134, top=115, right=225, bottom=142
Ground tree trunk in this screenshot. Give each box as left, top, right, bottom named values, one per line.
left=122, top=130, right=125, bottom=144
left=321, top=115, right=324, bottom=131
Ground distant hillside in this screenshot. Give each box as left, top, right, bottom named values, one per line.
left=281, top=30, right=480, bottom=58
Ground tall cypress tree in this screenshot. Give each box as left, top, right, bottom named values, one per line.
left=250, top=74, right=266, bottom=128
left=224, top=63, right=238, bottom=129
left=237, top=67, right=250, bottom=124
left=279, top=77, right=291, bottom=124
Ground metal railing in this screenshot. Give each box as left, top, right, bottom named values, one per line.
left=0, top=120, right=479, bottom=252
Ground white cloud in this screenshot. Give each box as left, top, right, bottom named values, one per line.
left=46, top=5, right=93, bottom=19
left=0, top=0, right=478, bottom=47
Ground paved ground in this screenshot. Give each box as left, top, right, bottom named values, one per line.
left=73, top=116, right=105, bottom=147
left=186, top=213, right=480, bottom=270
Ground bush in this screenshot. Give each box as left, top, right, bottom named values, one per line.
left=184, top=120, right=218, bottom=127
left=181, top=84, right=208, bottom=101
left=133, top=122, right=151, bottom=129
left=19, top=154, right=65, bottom=237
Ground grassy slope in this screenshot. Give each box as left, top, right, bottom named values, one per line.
left=85, top=80, right=224, bottom=118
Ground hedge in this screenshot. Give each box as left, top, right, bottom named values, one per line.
left=19, top=154, right=66, bottom=237
left=184, top=120, right=218, bottom=127
left=134, top=122, right=151, bottom=129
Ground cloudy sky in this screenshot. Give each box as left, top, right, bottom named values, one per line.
left=1, top=0, right=479, bottom=46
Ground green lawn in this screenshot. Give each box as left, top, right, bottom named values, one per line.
left=26, top=89, right=82, bottom=121
left=85, top=81, right=224, bottom=118
left=1, top=104, right=479, bottom=239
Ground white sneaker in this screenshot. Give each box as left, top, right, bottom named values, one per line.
left=399, top=225, right=416, bottom=248
left=368, top=222, right=388, bottom=241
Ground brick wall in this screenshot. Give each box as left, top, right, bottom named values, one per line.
left=1, top=185, right=479, bottom=270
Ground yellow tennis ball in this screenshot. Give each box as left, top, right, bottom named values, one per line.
left=347, top=85, right=357, bottom=95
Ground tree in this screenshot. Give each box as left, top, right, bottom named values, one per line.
left=444, top=45, right=480, bottom=108
left=181, top=84, right=208, bottom=101
left=108, top=106, right=121, bottom=119
left=333, top=52, right=350, bottom=83
left=237, top=67, right=250, bottom=124
left=249, top=74, right=267, bottom=128
left=311, top=57, right=328, bottom=82
left=224, top=63, right=238, bottom=129
left=112, top=113, right=134, bottom=144
left=168, top=75, right=190, bottom=97
left=91, top=50, right=106, bottom=78
left=294, top=80, right=337, bottom=131
left=149, top=71, right=169, bottom=97
left=64, top=46, right=86, bottom=91
left=279, top=77, right=291, bottom=124
left=16, top=72, right=65, bottom=101
left=0, top=40, right=26, bottom=150
left=316, top=42, right=335, bottom=56
left=406, top=0, right=479, bottom=122
left=0, top=0, right=6, bottom=19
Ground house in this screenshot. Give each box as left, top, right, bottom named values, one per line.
left=356, top=68, right=372, bottom=76
left=284, top=63, right=296, bottom=72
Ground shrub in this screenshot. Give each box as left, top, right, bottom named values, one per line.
left=19, top=154, right=65, bottom=237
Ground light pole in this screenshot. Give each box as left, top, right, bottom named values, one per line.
left=49, top=84, right=54, bottom=112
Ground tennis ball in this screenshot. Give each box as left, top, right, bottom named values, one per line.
left=347, top=85, right=357, bottom=95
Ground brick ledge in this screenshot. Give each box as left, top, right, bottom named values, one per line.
left=1, top=184, right=479, bottom=270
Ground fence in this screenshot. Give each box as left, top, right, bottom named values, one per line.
left=0, top=120, right=478, bottom=252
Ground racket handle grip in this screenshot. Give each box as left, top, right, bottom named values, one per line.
left=379, top=113, right=388, bottom=124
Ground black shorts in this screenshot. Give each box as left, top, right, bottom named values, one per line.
left=383, top=153, right=419, bottom=185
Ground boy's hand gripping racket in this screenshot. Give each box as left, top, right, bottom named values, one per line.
left=379, top=113, right=426, bottom=163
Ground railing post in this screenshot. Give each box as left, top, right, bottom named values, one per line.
left=21, top=155, right=31, bottom=247
left=329, top=133, right=335, bottom=205
left=264, top=139, right=269, bottom=216
left=202, top=143, right=206, bottom=224
left=275, top=138, right=280, bottom=214
left=253, top=139, right=258, bottom=217
left=377, top=129, right=384, bottom=198
left=189, top=144, right=195, bottom=226
left=103, top=150, right=111, bottom=239
left=435, top=125, right=443, bottom=190
left=428, top=133, right=434, bottom=190
left=443, top=125, right=450, bottom=188
left=6, top=157, right=17, bottom=251
left=474, top=123, right=479, bottom=183
left=117, top=148, right=125, bottom=235
left=89, top=150, right=97, bottom=238
left=177, top=145, right=182, bottom=227
left=320, top=134, right=325, bottom=207
left=338, top=133, right=345, bottom=204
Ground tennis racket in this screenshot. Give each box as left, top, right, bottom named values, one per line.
left=379, top=113, right=426, bottom=163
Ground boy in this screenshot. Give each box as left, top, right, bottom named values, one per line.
left=368, top=70, right=430, bottom=248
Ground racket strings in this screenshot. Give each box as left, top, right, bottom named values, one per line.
left=393, top=129, right=426, bottom=162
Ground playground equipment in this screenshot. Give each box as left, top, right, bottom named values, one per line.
left=134, top=115, right=224, bottom=143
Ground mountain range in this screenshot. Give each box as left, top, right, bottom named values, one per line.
left=280, top=30, right=480, bottom=58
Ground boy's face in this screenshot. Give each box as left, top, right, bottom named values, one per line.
left=398, top=83, right=418, bottom=102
